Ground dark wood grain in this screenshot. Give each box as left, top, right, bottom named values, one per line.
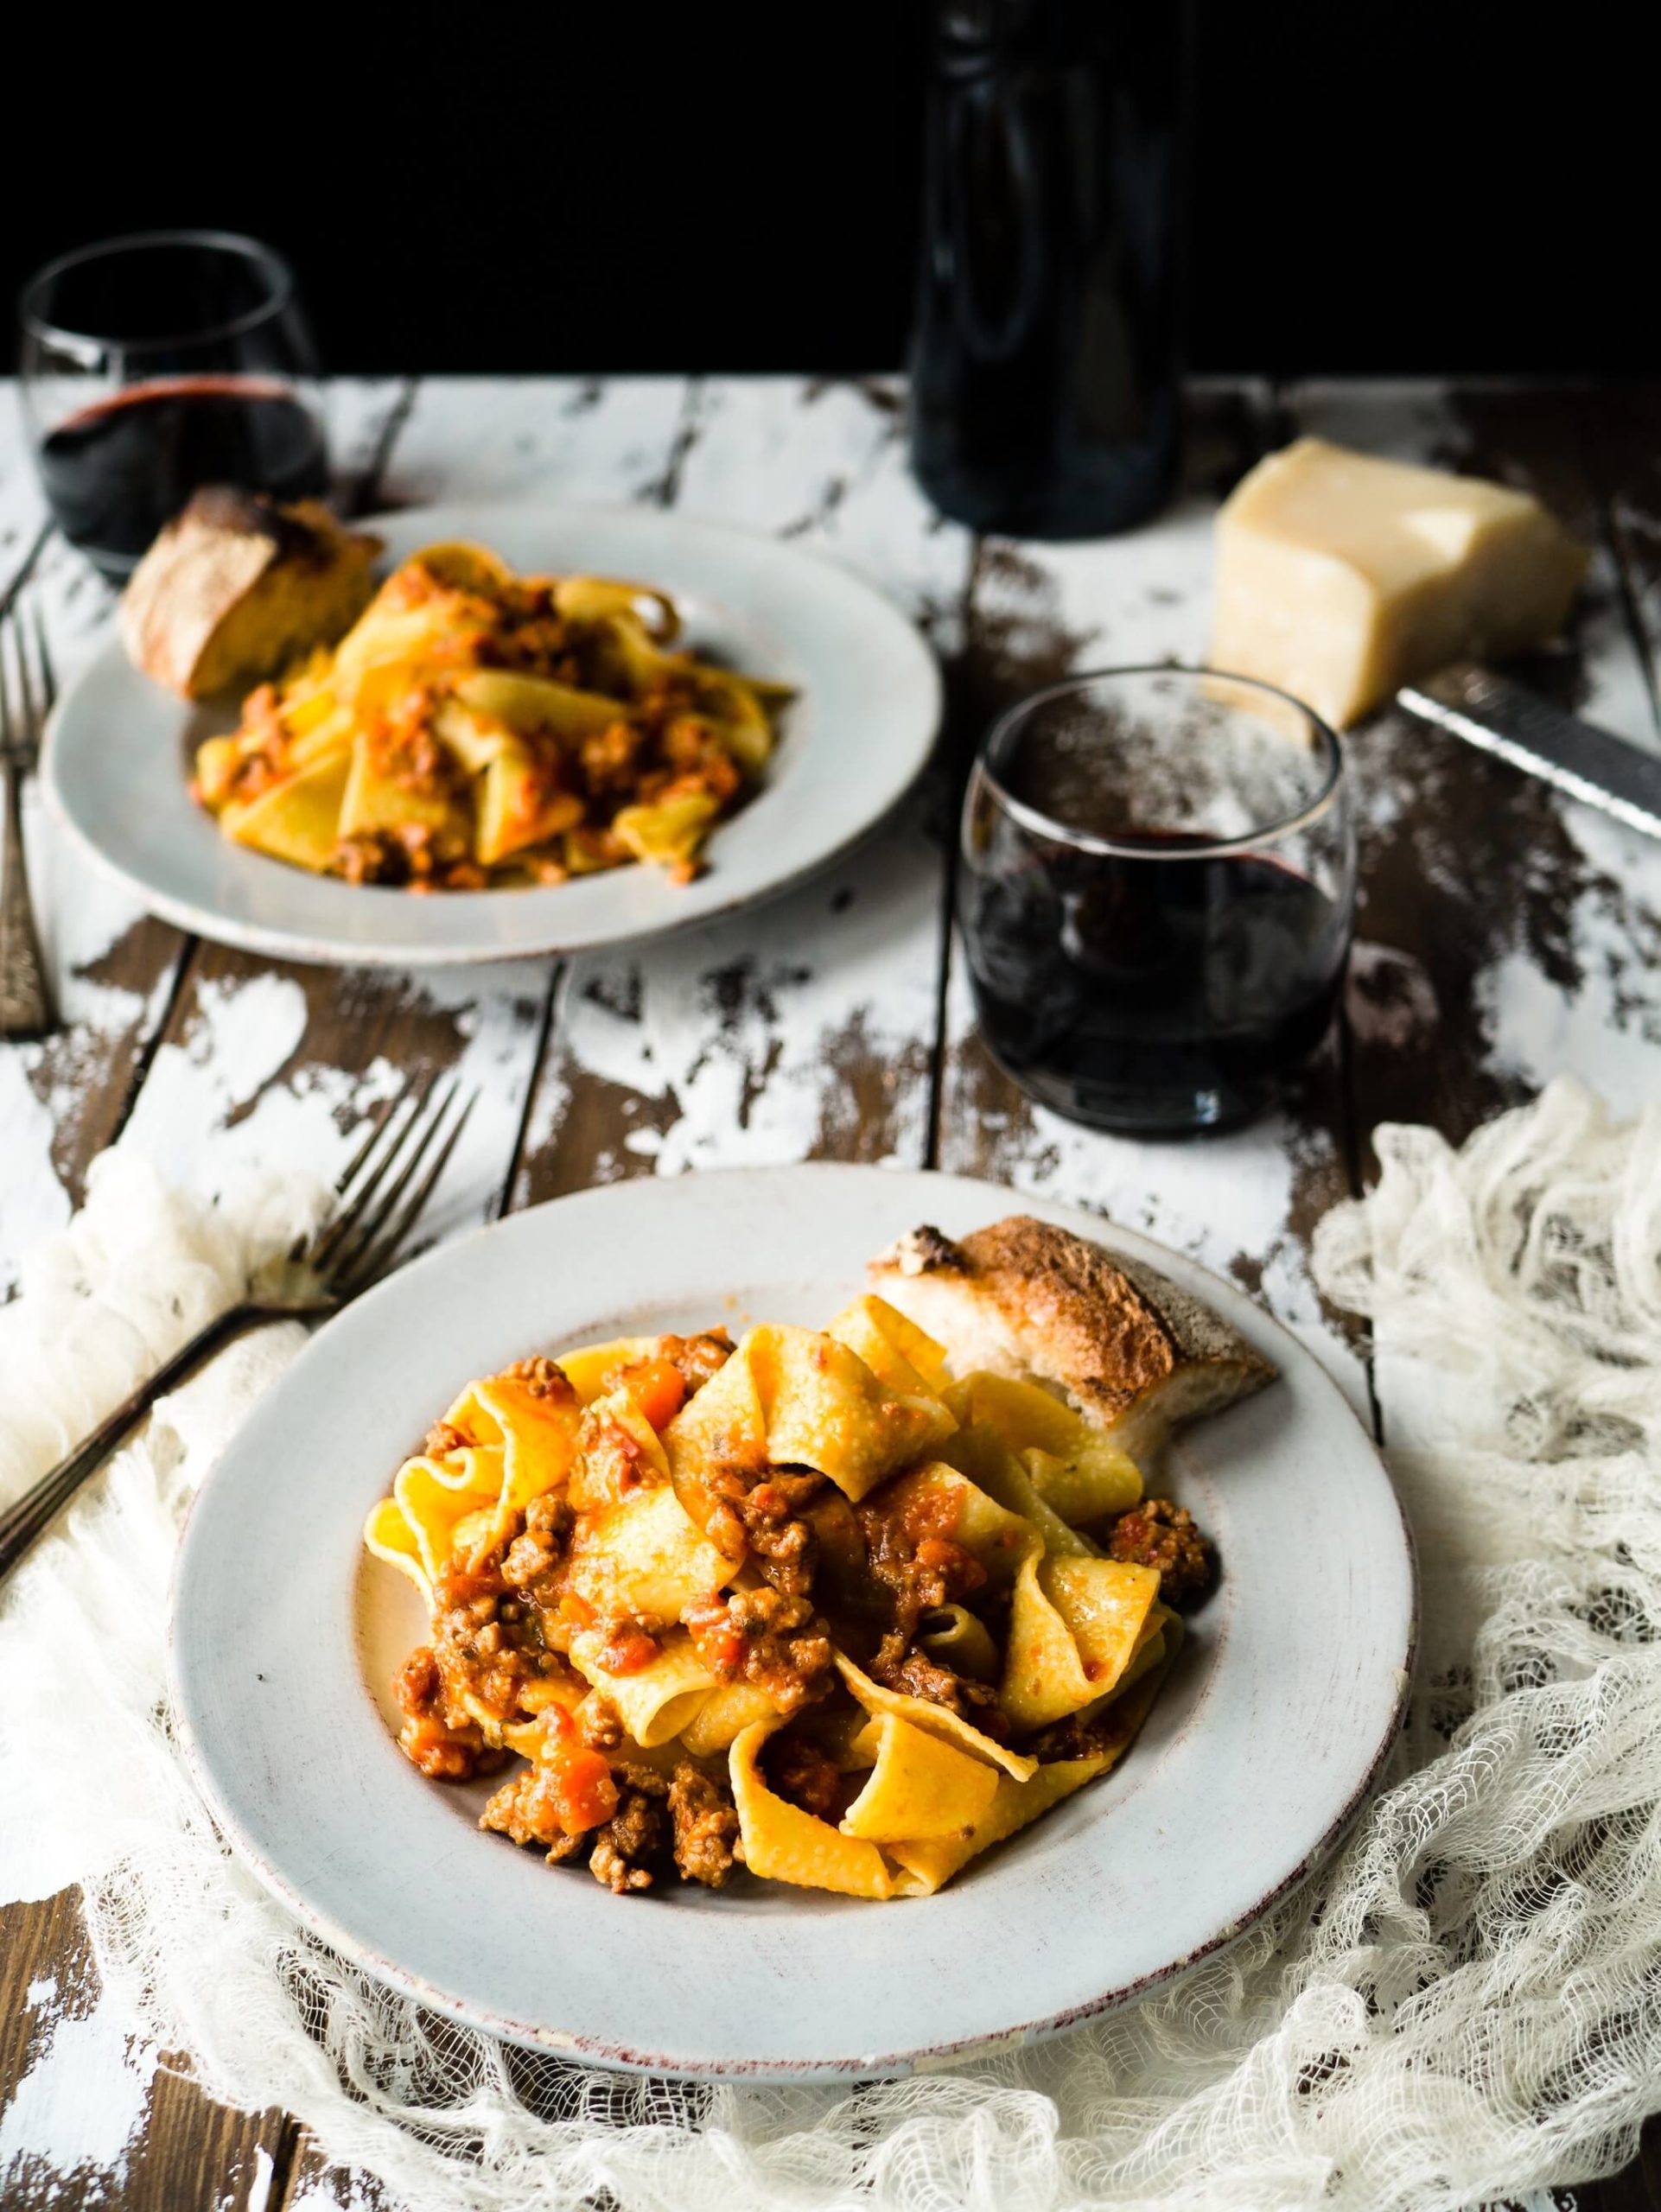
left=0, top=1891, right=296, bottom=2212
left=9, top=916, right=190, bottom=1205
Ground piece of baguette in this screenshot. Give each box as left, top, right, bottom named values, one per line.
left=869, top=1215, right=1275, bottom=1459
left=119, top=486, right=381, bottom=700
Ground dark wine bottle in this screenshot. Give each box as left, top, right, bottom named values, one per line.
left=908, top=0, right=1188, bottom=538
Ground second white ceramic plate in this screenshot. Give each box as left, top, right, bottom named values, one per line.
left=169, top=1166, right=1415, bottom=2081
left=46, top=505, right=941, bottom=967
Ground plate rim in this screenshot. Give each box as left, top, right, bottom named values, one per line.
left=167, top=1163, right=1418, bottom=2079
left=43, top=501, right=943, bottom=969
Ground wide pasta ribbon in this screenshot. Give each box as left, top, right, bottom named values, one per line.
left=362, top=1361, right=594, bottom=1592
left=665, top=1308, right=958, bottom=1535
left=945, top=1371, right=1143, bottom=1524
left=1002, top=1554, right=1164, bottom=1731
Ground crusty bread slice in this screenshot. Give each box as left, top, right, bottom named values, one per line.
left=869, top=1215, right=1276, bottom=1459
left=119, top=486, right=381, bottom=699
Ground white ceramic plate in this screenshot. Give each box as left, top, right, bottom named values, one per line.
left=169, top=1166, right=1415, bottom=2081
left=45, top=505, right=941, bottom=967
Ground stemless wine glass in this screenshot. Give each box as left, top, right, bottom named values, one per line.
left=959, top=666, right=1356, bottom=1135
left=18, top=230, right=328, bottom=580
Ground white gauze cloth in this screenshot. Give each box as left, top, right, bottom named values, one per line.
left=2, top=1079, right=1658, bottom=2212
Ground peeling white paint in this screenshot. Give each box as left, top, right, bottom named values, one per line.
left=245, top=2140, right=276, bottom=2212
left=120, top=972, right=313, bottom=1179
left=557, top=816, right=941, bottom=1177
left=677, top=376, right=972, bottom=628
left=0, top=1047, right=73, bottom=1290
left=286, top=2174, right=383, bottom=2212
left=1479, top=935, right=1661, bottom=1118
left=385, top=374, right=693, bottom=508
left=535, top=373, right=972, bottom=1192
left=0, top=1976, right=158, bottom=2196
left=978, top=491, right=1214, bottom=668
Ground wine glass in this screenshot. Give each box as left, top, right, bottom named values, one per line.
left=17, top=229, right=329, bottom=581
left=959, top=666, right=1357, bottom=1135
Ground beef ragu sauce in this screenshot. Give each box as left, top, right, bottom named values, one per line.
left=392, top=1327, right=1214, bottom=1895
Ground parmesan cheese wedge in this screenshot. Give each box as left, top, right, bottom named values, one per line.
left=1209, top=437, right=1588, bottom=729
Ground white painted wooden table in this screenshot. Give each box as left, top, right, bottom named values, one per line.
left=2, top=373, right=1658, bottom=2212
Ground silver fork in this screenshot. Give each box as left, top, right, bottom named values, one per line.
left=0, top=598, right=56, bottom=1040
left=0, top=1071, right=477, bottom=1586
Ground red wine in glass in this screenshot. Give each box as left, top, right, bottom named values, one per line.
left=959, top=668, right=1356, bottom=1135
left=963, top=839, right=1349, bottom=1132
left=20, top=231, right=329, bottom=581
left=38, top=376, right=328, bottom=578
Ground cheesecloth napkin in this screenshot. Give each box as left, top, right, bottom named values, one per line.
left=3, top=1076, right=1658, bottom=2212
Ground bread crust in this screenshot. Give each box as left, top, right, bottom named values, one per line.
left=872, top=1215, right=1276, bottom=1448
left=119, top=487, right=380, bottom=699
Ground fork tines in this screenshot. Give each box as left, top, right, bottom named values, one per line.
left=0, top=601, right=55, bottom=765
left=316, top=1075, right=479, bottom=1295
left=0, top=594, right=57, bottom=1040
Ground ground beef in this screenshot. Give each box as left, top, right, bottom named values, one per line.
left=871, top=1637, right=1009, bottom=1738
left=1028, top=1695, right=1143, bottom=1764
left=668, top=1764, right=743, bottom=1887
left=686, top=1586, right=834, bottom=1713
left=596, top=1618, right=664, bottom=1675
left=501, top=1355, right=579, bottom=1405
left=589, top=1766, right=668, bottom=1894
left=709, top=1466, right=826, bottom=1596
left=330, top=832, right=402, bottom=887
left=479, top=1767, right=590, bottom=1859
left=577, top=719, right=648, bottom=799
left=430, top=1500, right=574, bottom=1726
left=659, top=1330, right=735, bottom=1395
left=485, top=1744, right=737, bottom=1895
left=500, top=1491, right=575, bottom=1595
left=576, top=1696, right=625, bottom=1751
left=393, top=1647, right=506, bottom=1781
left=1107, top=1497, right=1214, bottom=1607
left=423, top=1419, right=469, bottom=1458
left=856, top=1484, right=990, bottom=1668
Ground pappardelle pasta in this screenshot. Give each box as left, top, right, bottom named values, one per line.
left=192, top=542, right=786, bottom=892
left=365, top=1294, right=1214, bottom=1899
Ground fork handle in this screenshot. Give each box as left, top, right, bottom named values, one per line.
left=0, top=1302, right=260, bottom=1586
left=0, top=753, right=54, bottom=1040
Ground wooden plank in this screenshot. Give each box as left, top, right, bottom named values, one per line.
left=932, top=386, right=1365, bottom=1395
left=513, top=375, right=974, bottom=1203
left=0, top=1890, right=293, bottom=2211
left=1580, top=380, right=1661, bottom=727
left=0, top=380, right=414, bottom=1287
left=0, top=427, right=184, bottom=1281
left=382, top=373, right=693, bottom=510
left=1279, top=381, right=1661, bottom=1157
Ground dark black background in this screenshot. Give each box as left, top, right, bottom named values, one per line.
left=5, top=3, right=1650, bottom=378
